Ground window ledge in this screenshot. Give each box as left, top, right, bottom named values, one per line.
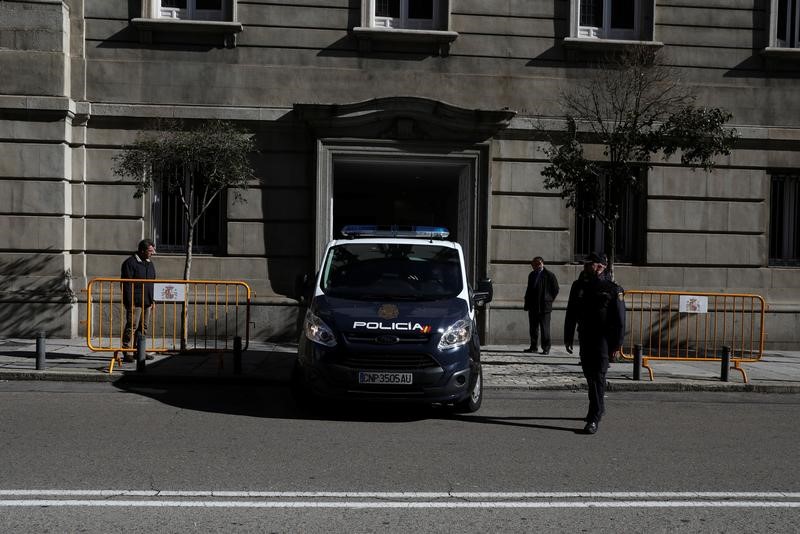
left=761, top=47, right=800, bottom=59
left=353, top=26, right=458, bottom=56
left=131, top=18, right=243, bottom=47
left=563, top=37, right=664, bottom=52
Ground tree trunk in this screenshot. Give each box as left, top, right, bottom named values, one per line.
left=183, top=222, right=194, bottom=280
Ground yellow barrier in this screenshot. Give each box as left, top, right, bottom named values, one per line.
left=622, top=290, right=766, bottom=383
left=85, top=278, right=251, bottom=373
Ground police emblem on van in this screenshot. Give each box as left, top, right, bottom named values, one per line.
left=377, top=304, right=399, bottom=320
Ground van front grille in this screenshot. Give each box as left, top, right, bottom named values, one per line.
left=338, top=353, right=439, bottom=370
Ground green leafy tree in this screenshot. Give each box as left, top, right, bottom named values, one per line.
left=542, top=46, right=737, bottom=275
left=113, top=120, right=256, bottom=280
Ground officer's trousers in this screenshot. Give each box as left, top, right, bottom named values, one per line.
left=581, top=358, right=609, bottom=424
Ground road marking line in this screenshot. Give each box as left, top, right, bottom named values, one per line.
left=1, top=490, right=799, bottom=499
left=0, top=500, right=799, bottom=509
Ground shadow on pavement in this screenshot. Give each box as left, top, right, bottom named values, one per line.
left=451, top=414, right=586, bottom=434
left=112, top=378, right=450, bottom=423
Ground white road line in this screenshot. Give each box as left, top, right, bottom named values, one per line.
left=0, top=500, right=799, bottom=509
left=0, top=490, right=799, bottom=509
left=1, top=490, right=799, bottom=499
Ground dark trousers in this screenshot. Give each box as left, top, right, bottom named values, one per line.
left=581, top=358, right=609, bottom=424
left=527, top=310, right=551, bottom=351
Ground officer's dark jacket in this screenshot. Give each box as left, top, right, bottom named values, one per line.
left=564, top=273, right=625, bottom=358
left=524, top=268, right=559, bottom=313
left=120, top=253, right=156, bottom=308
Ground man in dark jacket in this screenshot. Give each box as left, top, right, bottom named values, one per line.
left=564, top=252, right=625, bottom=434
left=523, top=256, right=559, bottom=354
left=121, top=239, right=156, bottom=360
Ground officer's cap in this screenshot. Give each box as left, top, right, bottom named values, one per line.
left=585, top=252, right=608, bottom=266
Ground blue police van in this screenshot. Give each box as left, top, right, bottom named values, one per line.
left=294, top=225, right=492, bottom=412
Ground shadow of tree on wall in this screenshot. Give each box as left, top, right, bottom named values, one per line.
left=0, top=254, right=76, bottom=337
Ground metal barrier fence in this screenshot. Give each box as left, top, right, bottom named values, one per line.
left=85, top=278, right=251, bottom=372
left=621, top=290, right=766, bottom=383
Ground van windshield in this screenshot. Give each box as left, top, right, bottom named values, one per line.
left=321, top=243, right=463, bottom=300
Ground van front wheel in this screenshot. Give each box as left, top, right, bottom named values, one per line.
left=453, top=366, right=482, bottom=413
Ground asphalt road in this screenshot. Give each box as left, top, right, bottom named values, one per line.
left=0, top=381, right=798, bottom=532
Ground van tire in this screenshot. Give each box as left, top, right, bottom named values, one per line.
left=453, top=365, right=482, bottom=413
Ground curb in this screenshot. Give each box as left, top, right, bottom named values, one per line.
left=2, top=369, right=799, bottom=393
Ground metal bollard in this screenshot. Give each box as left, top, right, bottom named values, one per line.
left=720, top=345, right=730, bottom=382
left=136, top=332, right=146, bottom=373
left=233, top=336, right=242, bottom=375
left=633, top=344, right=642, bottom=381
left=35, top=331, right=47, bottom=370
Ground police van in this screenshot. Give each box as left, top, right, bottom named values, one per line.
left=295, top=225, right=492, bottom=412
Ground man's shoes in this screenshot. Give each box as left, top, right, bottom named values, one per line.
left=145, top=354, right=155, bottom=360
left=523, top=347, right=538, bottom=353
left=122, top=354, right=135, bottom=363
left=583, top=422, right=598, bottom=434
left=541, top=349, right=550, bottom=355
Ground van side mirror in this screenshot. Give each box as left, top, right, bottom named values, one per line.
left=473, top=278, right=493, bottom=306
left=295, top=272, right=316, bottom=305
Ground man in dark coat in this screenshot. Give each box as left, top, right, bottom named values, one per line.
left=523, top=256, right=559, bottom=355
left=564, top=252, right=625, bottom=434
left=120, top=239, right=156, bottom=360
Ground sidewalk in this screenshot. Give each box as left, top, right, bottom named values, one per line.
left=1, top=338, right=799, bottom=393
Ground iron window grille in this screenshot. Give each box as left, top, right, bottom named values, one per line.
left=574, top=172, right=646, bottom=264
left=769, top=173, right=800, bottom=266
left=152, top=176, right=224, bottom=254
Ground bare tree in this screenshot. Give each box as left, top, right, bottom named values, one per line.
left=542, top=46, right=737, bottom=275
left=113, top=120, right=256, bottom=280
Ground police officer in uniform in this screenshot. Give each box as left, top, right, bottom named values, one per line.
left=564, top=252, right=625, bottom=434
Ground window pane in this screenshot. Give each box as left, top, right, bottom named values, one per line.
left=162, top=0, right=188, bottom=8
left=196, top=0, right=222, bottom=9
left=376, top=0, right=400, bottom=18
left=408, top=0, right=433, bottom=19
left=610, top=0, right=635, bottom=30
left=777, top=0, right=788, bottom=41
left=580, top=0, right=603, bottom=27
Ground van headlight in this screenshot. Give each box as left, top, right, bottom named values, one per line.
left=304, top=309, right=337, bottom=347
left=437, top=319, right=472, bottom=350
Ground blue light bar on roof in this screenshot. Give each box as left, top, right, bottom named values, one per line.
left=341, top=225, right=450, bottom=239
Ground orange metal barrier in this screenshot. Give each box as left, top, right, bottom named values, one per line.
left=85, top=278, right=251, bottom=373
left=622, top=290, right=766, bottom=383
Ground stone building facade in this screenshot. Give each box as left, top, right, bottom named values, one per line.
left=1, top=0, right=799, bottom=347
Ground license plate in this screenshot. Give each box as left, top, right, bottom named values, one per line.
left=358, top=371, right=413, bottom=385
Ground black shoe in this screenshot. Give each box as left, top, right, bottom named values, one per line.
left=584, top=410, right=605, bottom=422
left=122, top=355, right=135, bottom=363
left=540, top=349, right=550, bottom=355
left=583, top=422, right=598, bottom=434
left=523, top=347, right=538, bottom=353
left=145, top=354, right=155, bottom=360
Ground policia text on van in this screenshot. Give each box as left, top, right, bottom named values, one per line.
left=294, top=225, right=492, bottom=412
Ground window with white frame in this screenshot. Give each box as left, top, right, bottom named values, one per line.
left=371, top=0, right=442, bottom=30
left=156, top=0, right=225, bottom=21
left=578, top=0, right=639, bottom=39
left=776, top=0, right=800, bottom=48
